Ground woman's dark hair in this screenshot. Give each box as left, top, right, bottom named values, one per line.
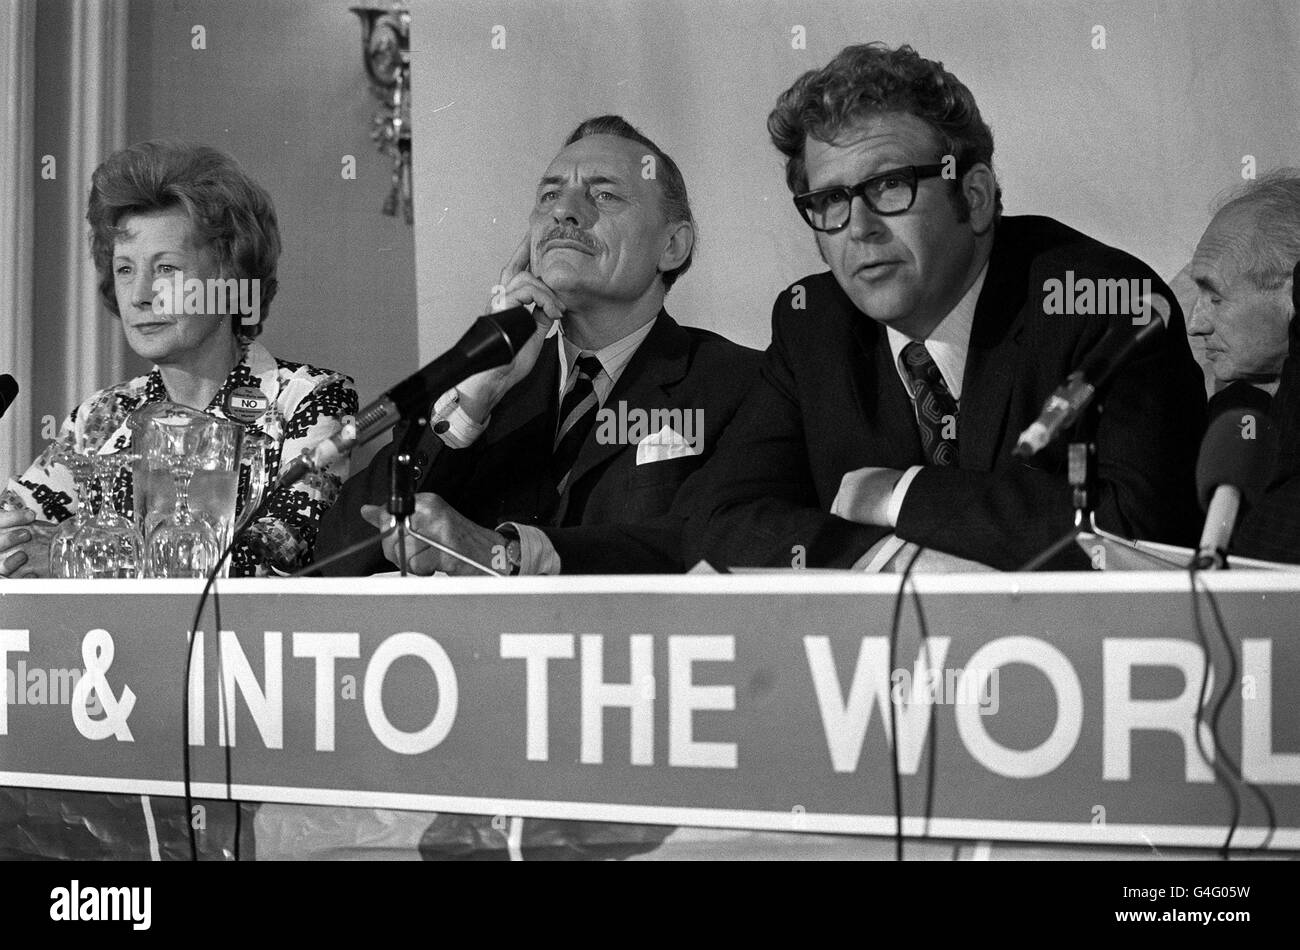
left=87, top=140, right=281, bottom=336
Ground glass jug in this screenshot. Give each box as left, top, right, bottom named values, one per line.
left=127, top=403, right=246, bottom=576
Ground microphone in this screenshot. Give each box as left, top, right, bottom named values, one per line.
left=1195, top=408, right=1278, bottom=568
left=275, top=306, right=536, bottom=490
left=0, top=375, right=16, bottom=421
left=1013, top=295, right=1169, bottom=458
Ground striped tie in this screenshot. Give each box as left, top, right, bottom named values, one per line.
left=901, top=341, right=959, bottom=466
left=552, top=353, right=604, bottom=494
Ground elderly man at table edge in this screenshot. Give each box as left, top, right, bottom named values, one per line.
left=313, top=115, right=761, bottom=576
left=1177, top=171, right=1300, bottom=562
left=1226, top=254, right=1300, bottom=564
left=681, top=42, right=1207, bottom=573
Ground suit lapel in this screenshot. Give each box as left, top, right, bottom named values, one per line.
left=844, top=289, right=926, bottom=466
left=958, top=236, right=1027, bottom=472
left=553, top=310, right=689, bottom=523
left=488, top=333, right=561, bottom=445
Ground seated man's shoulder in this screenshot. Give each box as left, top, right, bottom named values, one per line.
left=1009, top=214, right=1161, bottom=282
left=678, top=323, right=763, bottom=366
left=775, top=270, right=843, bottom=307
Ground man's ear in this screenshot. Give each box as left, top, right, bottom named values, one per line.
left=658, top=221, right=694, bottom=275
left=962, top=162, right=998, bottom=234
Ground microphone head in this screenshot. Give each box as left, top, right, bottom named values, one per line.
left=481, top=305, right=538, bottom=358
left=1081, top=304, right=1166, bottom=391
left=1196, top=407, right=1278, bottom=510
left=0, top=374, right=17, bottom=415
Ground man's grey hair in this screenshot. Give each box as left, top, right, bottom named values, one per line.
left=1214, top=168, right=1300, bottom=291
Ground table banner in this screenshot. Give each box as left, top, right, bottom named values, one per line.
left=1, top=574, right=1297, bottom=849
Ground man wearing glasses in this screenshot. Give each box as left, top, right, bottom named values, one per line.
left=683, top=43, right=1205, bottom=571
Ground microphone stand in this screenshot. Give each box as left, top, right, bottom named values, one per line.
left=1018, top=401, right=1102, bottom=572
left=292, top=406, right=502, bottom=578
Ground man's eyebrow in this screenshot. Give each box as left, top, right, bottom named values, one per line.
left=537, top=173, right=626, bottom=189
left=1193, top=275, right=1225, bottom=296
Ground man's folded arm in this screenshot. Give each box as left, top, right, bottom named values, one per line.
left=896, top=329, right=1206, bottom=569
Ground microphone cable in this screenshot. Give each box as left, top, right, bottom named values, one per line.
left=884, top=541, right=939, bottom=861
left=183, top=488, right=271, bottom=861
left=1186, top=561, right=1277, bottom=857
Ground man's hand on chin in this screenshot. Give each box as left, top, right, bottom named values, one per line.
left=831, top=467, right=905, bottom=527
left=362, top=494, right=505, bottom=576
left=456, top=235, right=565, bottom=424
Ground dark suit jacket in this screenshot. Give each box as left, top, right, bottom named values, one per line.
left=1231, top=308, right=1300, bottom=563
left=683, top=215, right=1207, bottom=571
left=315, top=310, right=761, bottom=574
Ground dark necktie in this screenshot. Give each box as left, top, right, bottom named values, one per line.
left=901, top=341, right=959, bottom=466
left=552, top=353, right=603, bottom=494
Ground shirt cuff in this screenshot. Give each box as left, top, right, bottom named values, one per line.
left=431, top=388, right=488, bottom=449
left=851, top=534, right=907, bottom=572
left=501, top=521, right=563, bottom=575
left=886, top=465, right=924, bottom=528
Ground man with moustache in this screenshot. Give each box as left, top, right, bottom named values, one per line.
left=314, top=115, right=759, bottom=576
left=306, top=114, right=758, bottom=863
left=684, top=43, right=1206, bottom=571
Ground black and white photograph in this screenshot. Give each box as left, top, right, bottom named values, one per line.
left=0, top=0, right=1296, bottom=928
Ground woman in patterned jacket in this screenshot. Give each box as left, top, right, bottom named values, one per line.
left=0, top=140, right=358, bottom=577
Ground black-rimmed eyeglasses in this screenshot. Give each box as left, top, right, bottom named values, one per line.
left=793, top=164, right=949, bottom=233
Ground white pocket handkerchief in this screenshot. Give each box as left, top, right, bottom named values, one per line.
left=636, top=425, right=700, bottom=465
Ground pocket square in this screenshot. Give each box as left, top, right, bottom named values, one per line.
left=636, top=425, right=701, bottom=465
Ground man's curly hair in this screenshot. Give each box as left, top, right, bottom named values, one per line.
left=768, top=43, right=1002, bottom=221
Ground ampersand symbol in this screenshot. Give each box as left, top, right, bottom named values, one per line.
left=71, top=628, right=136, bottom=741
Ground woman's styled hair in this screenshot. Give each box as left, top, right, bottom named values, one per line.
left=768, top=42, right=1003, bottom=221
left=87, top=140, right=281, bottom=336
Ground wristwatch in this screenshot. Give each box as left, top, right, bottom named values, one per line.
left=497, top=524, right=523, bottom=576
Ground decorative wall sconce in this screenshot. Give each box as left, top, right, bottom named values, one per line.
left=351, top=4, right=413, bottom=223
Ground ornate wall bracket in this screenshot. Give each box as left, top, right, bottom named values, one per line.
left=350, top=4, right=412, bottom=223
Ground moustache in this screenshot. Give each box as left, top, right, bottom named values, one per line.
left=539, top=226, right=598, bottom=253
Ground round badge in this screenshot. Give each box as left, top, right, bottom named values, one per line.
left=225, top=386, right=269, bottom=424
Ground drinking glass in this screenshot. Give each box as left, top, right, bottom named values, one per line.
left=128, top=403, right=242, bottom=575
left=145, top=455, right=221, bottom=578
left=48, top=450, right=97, bottom=578
left=70, top=454, right=143, bottom=578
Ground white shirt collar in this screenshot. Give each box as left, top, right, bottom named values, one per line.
left=556, top=314, right=659, bottom=399
left=885, top=261, right=988, bottom=402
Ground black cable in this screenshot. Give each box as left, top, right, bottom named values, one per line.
left=1187, top=561, right=1244, bottom=858
left=907, top=553, right=939, bottom=840
left=886, top=542, right=927, bottom=861
left=209, top=575, right=240, bottom=861
left=1190, top=566, right=1278, bottom=854
left=1202, top=579, right=1278, bottom=852
left=183, top=531, right=241, bottom=861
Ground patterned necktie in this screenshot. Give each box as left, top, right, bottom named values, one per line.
left=901, top=341, right=959, bottom=466
left=552, top=353, right=604, bottom=494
